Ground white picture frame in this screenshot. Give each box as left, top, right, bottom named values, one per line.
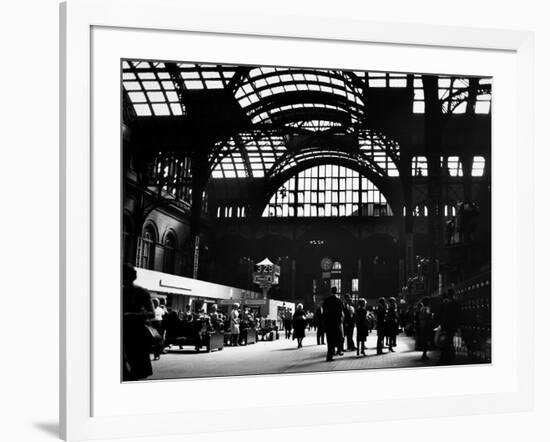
left=60, top=0, right=534, bottom=440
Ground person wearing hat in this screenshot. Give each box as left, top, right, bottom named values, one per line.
left=322, top=286, right=345, bottom=361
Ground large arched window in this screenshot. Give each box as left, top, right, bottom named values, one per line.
left=262, top=165, right=392, bottom=218
left=137, top=225, right=156, bottom=270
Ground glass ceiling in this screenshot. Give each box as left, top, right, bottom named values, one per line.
left=234, top=67, right=365, bottom=126
left=122, top=61, right=492, bottom=119
left=210, top=129, right=403, bottom=179
left=358, top=130, right=400, bottom=177
left=122, top=60, right=491, bottom=183
left=210, top=132, right=287, bottom=179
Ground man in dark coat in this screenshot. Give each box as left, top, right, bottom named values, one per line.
left=122, top=264, right=155, bottom=381
left=376, top=297, right=387, bottom=355
left=342, top=294, right=356, bottom=351
left=322, top=287, right=344, bottom=361
left=314, top=306, right=325, bottom=345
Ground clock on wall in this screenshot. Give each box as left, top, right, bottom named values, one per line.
left=320, top=257, right=333, bottom=272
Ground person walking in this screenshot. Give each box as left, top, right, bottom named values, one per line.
left=386, top=297, right=399, bottom=352
left=416, top=297, right=433, bottom=360
left=322, top=287, right=344, bottom=361
left=292, top=304, right=307, bottom=348
left=355, top=298, right=369, bottom=356
left=150, top=298, right=165, bottom=360
left=314, top=306, right=325, bottom=345
left=283, top=309, right=293, bottom=339
left=375, top=297, right=387, bottom=355
left=342, top=294, right=356, bottom=352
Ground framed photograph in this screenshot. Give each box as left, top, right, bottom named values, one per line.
left=60, top=0, right=534, bottom=440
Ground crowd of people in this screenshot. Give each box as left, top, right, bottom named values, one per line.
left=123, top=262, right=461, bottom=381
left=123, top=265, right=271, bottom=381
left=278, top=287, right=460, bottom=365
left=319, top=288, right=402, bottom=361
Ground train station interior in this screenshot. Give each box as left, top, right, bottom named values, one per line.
left=122, top=60, right=492, bottom=378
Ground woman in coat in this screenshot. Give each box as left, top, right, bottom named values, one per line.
left=292, top=303, right=307, bottom=349
left=355, top=298, right=369, bottom=356
left=416, top=297, right=433, bottom=360
left=229, top=303, right=240, bottom=346
left=386, top=297, right=399, bottom=352
left=375, top=297, right=387, bottom=355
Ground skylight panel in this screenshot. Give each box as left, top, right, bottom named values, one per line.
left=142, top=81, right=161, bottom=90
left=369, top=78, right=386, bottom=88
left=185, top=80, right=204, bottom=89
left=128, top=92, right=146, bottom=102
left=134, top=61, right=150, bottom=69
left=280, top=74, right=293, bottom=83
left=134, top=104, right=152, bottom=116
left=389, top=77, right=407, bottom=87
left=124, top=81, right=141, bottom=91
left=151, top=103, right=170, bottom=116
left=165, top=91, right=178, bottom=101
left=161, top=81, right=175, bottom=90
left=170, top=103, right=183, bottom=115
left=138, top=72, right=156, bottom=80
left=205, top=80, right=224, bottom=89
left=453, top=101, right=467, bottom=114
left=147, top=91, right=165, bottom=102
left=201, top=71, right=222, bottom=79
left=254, top=78, right=268, bottom=88
left=180, top=71, right=201, bottom=79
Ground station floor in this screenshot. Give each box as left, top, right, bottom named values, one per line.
left=148, top=330, right=448, bottom=380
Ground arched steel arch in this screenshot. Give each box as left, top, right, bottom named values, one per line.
left=259, top=154, right=404, bottom=218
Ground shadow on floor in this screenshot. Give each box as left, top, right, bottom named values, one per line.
left=33, top=421, right=59, bottom=438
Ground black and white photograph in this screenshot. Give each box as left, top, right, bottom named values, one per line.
left=121, top=60, right=492, bottom=381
